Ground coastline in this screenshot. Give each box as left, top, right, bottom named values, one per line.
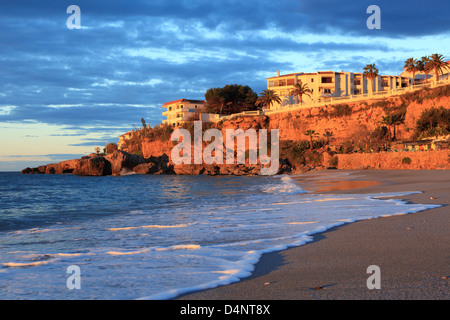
left=178, top=169, right=450, bottom=300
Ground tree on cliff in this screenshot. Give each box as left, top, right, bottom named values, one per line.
left=105, top=142, right=118, bottom=154
left=415, top=106, right=450, bottom=138
left=204, top=84, right=258, bottom=115
left=363, top=64, right=379, bottom=95
left=255, top=89, right=281, bottom=110
left=416, top=56, right=432, bottom=84
left=404, top=58, right=418, bottom=85
left=288, top=81, right=312, bottom=104
left=380, top=110, right=405, bottom=142
left=305, top=129, right=319, bottom=150
left=427, top=53, right=450, bottom=83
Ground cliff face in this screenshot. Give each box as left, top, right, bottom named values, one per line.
left=267, top=95, right=450, bottom=143
left=138, top=86, right=450, bottom=172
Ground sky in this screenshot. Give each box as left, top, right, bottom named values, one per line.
left=1, top=0, right=449, bottom=171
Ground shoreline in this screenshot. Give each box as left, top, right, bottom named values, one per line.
left=178, top=169, right=450, bottom=300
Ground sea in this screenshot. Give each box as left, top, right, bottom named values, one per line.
left=0, top=171, right=439, bottom=300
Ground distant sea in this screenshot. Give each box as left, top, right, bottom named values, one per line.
left=0, top=171, right=439, bottom=299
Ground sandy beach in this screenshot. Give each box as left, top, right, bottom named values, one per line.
left=178, top=169, right=449, bottom=300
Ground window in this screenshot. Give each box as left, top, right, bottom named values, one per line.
left=268, top=81, right=274, bottom=87
left=168, top=106, right=172, bottom=111
left=324, top=88, right=331, bottom=94
left=354, top=80, right=361, bottom=86
left=382, top=81, right=389, bottom=87
left=321, top=77, right=333, bottom=83
left=311, top=78, right=314, bottom=82
left=287, top=78, right=295, bottom=85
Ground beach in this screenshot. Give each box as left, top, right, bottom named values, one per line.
left=178, top=169, right=450, bottom=300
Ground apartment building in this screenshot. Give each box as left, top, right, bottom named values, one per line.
left=266, top=70, right=410, bottom=110
left=162, top=99, right=206, bottom=127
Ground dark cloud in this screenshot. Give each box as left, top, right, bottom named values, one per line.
left=0, top=0, right=449, bottom=133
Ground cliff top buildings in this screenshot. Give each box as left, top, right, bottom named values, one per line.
left=265, top=70, right=410, bottom=110
left=161, top=99, right=206, bottom=127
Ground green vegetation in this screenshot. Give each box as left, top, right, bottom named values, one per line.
left=404, top=58, right=419, bottom=85
left=305, top=129, right=319, bottom=150
left=428, top=53, right=450, bottom=82
left=330, top=103, right=352, bottom=117
left=256, top=89, right=281, bottom=110
left=328, top=155, right=339, bottom=167
left=105, top=142, right=118, bottom=154
left=363, top=63, right=379, bottom=95
left=288, top=81, right=312, bottom=104
left=204, top=84, right=258, bottom=115
left=414, top=106, right=450, bottom=138
left=402, top=157, right=412, bottom=165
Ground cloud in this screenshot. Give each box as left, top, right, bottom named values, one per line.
left=0, top=0, right=449, bottom=134
left=5, top=154, right=86, bottom=161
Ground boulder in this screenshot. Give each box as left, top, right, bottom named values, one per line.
left=105, top=150, right=146, bottom=175
left=133, top=163, right=159, bottom=174
left=45, top=163, right=62, bottom=174
left=73, top=154, right=111, bottom=176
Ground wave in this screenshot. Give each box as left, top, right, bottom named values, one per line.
left=260, top=175, right=307, bottom=195
left=108, top=223, right=189, bottom=232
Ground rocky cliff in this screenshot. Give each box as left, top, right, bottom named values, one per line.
left=22, top=85, right=450, bottom=175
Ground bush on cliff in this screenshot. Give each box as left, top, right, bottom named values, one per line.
left=401, top=84, right=450, bottom=105
left=105, top=142, right=118, bottom=154
left=414, top=106, right=450, bottom=138
left=204, top=84, right=258, bottom=115
left=330, top=103, right=352, bottom=118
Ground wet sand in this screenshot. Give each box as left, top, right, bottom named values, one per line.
left=178, top=170, right=450, bottom=300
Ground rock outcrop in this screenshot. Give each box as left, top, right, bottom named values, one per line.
left=21, top=151, right=174, bottom=176
left=21, top=150, right=293, bottom=176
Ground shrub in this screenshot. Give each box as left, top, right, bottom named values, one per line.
left=414, top=106, right=450, bottom=138
left=402, top=157, right=412, bottom=165
left=105, top=142, right=118, bottom=154
left=330, top=104, right=352, bottom=117
left=328, top=155, right=339, bottom=167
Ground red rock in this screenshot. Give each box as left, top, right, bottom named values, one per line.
left=104, top=150, right=146, bottom=175
left=73, top=155, right=111, bottom=176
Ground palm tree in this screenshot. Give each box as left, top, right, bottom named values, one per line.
left=255, top=89, right=281, bottom=110
left=380, top=111, right=405, bottom=141
left=380, top=115, right=394, bottom=142
left=404, top=58, right=418, bottom=85
left=289, top=81, right=312, bottom=104
left=363, top=64, right=379, bottom=96
left=323, top=130, right=334, bottom=145
left=420, top=56, right=431, bottom=83
left=305, top=129, right=319, bottom=150
left=428, top=53, right=450, bottom=83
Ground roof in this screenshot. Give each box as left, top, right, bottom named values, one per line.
left=266, top=72, right=304, bottom=80
left=162, top=99, right=206, bottom=107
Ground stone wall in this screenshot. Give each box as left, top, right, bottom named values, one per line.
left=335, top=150, right=450, bottom=170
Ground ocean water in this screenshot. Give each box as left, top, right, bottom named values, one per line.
left=0, top=171, right=439, bottom=300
